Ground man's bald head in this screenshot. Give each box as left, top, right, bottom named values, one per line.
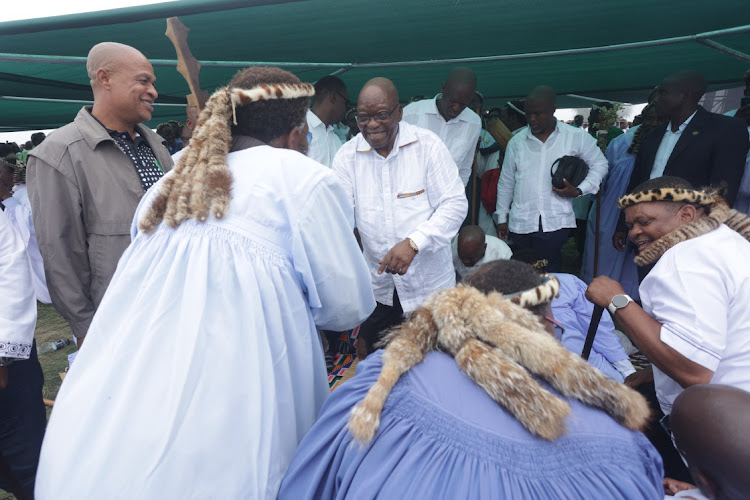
left=438, top=67, right=477, bottom=121
left=445, top=67, right=477, bottom=89
left=87, top=42, right=157, bottom=133
left=526, top=85, right=556, bottom=109
left=525, top=86, right=557, bottom=135
left=87, top=42, right=148, bottom=86
left=359, top=78, right=399, bottom=108
left=457, top=225, right=487, bottom=268
left=672, top=385, right=750, bottom=500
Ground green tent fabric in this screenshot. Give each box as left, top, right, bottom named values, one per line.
left=0, top=0, right=748, bottom=131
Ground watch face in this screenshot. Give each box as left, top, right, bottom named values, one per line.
left=612, top=295, right=630, bottom=308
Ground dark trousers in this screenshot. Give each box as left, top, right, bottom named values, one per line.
left=510, top=221, right=571, bottom=273
left=0, top=340, right=47, bottom=499
left=358, top=289, right=404, bottom=353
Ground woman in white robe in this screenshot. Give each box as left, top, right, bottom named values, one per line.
left=35, top=67, right=375, bottom=499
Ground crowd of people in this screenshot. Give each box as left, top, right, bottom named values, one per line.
left=1, top=40, right=749, bottom=499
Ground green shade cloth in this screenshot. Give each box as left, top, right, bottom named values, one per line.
left=0, top=0, right=748, bottom=131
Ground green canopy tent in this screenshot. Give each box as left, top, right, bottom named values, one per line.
left=0, top=0, right=748, bottom=131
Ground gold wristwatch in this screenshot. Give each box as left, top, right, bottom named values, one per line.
left=407, top=238, right=419, bottom=253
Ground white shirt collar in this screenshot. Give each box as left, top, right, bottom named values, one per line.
left=427, top=93, right=474, bottom=124
left=666, top=109, right=698, bottom=134
left=523, top=121, right=560, bottom=142
left=306, top=109, right=330, bottom=131
left=355, top=123, right=419, bottom=157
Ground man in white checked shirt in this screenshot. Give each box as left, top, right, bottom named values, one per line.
left=333, top=77, right=468, bottom=357
left=494, top=86, right=608, bottom=272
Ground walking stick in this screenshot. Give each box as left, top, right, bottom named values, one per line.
left=593, top=189, right=601, bottom=277
left=471, top=150, right=479, bottom=225
left=582, top=305, right=604, bottom=360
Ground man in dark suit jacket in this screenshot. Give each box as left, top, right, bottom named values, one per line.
left=613, top=71, right=749, bottom=250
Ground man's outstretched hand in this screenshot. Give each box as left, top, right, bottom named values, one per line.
left=378, top=240, right=417, bottom=276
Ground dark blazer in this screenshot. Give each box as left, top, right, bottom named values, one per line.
left=626, top=106, right=749, bottom=206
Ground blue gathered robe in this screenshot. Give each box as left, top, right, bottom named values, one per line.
left=553, top=273, right=632, bottom=381
left=278, top=350, right=664, bottom=499
left=581, top=129, right=641, bottom=299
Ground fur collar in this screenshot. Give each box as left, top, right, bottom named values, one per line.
left=347, top=286, right=650, bottom=445
left=635, top=201, right=750, bottom=266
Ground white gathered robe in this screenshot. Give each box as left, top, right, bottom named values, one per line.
left=35, top=146, right=376, bottom=499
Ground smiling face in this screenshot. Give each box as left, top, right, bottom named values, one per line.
left=104, top=51, right=158, bottom=130
left=624, top=201, right=694, bottom=253
left=357, top=84, right=402, bottom=156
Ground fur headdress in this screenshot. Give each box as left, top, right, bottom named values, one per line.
left=138, top=75, right=314, bottom=233
left=617, top=186, right=750, bottom=266
left=348, top=284, right=650, bottom=446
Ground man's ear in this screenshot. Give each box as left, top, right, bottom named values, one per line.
left=679, top=204, right=699, bottom=223
left=97, top=68, right=111, bottom=89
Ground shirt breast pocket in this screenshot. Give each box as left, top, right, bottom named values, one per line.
left=395, top=188, right=431, bottom=232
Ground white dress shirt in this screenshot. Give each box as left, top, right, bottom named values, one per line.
left=640, top=225, right=750, bottom=416
left=333, top=121, right=468, bottom=312
left=306, top=109, right=343, bottom=168
left=494, top=122, right=608, bottom=234
left=452, top=234, right=512, bottom=278
left=402, top=94, right=482, bottom=187
left=650, top=110, right=698, bottom=179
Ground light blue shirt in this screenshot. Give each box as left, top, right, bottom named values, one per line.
left=650, top=110, right=698, bottom=179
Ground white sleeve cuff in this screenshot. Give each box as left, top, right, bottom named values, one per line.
left=408, top=231, right=430, bottom=253
left=612, top=359, right=636, bottom=378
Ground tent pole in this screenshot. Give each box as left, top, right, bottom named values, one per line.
left=0, top=95, right=184, bottom=106
left=2, top=24, right=749, bottom=69
left=695, top=39, right=750, bottom=63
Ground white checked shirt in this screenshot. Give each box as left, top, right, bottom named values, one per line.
left=494, top=122, right=608, bottom=234
left=649, top=110, right=697, bottom=179
left=402, top=94, right=482, bottom=187
left=332, top=121, right=468, bottom=312
left=306, top=109, right=343, bottom=168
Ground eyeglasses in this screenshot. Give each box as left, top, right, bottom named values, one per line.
left=334, top=91, right=351, bottom=109
left=544, top=316, right=565, bottom=340
left=356, top=104, right=400, bottom=125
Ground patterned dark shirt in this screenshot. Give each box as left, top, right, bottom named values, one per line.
left=107, top=129, right=165, bottom=191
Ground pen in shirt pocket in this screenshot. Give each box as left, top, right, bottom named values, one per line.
left=396, top=189, right=425, bottom=199
left=154, top=158, right=164, bottom=172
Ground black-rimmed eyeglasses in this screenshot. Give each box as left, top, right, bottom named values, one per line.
left=356, top=104, right=400, bottom=125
